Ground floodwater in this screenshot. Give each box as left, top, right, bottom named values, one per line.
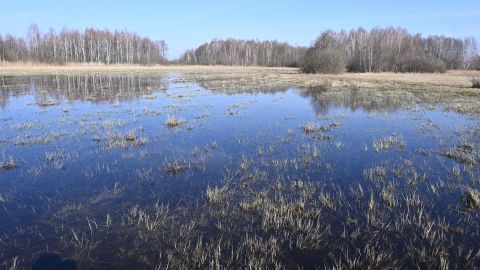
left=1, top=74, right=479, bottom=269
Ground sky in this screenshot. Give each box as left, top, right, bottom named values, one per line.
left=0, top=0, right=479, bottom=59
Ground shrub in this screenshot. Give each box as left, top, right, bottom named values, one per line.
left=473, top=56, right=480, bottom=71
left=471, top=76, right=480, bottom=88
left=397, top=55, right=446, bottom=73
left=301, top=47, right=345, bottom=74
left=346, top=56, right=364, bottom=73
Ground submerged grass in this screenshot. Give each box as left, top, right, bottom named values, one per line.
left=165, top=115, right=185, bottom=127
left=302, top=122, right=340, bottom=133
left=443, top=140, right=477, bottom=165
left=37, top=100, right=59, bottom=107
left=363, top=165, right=387, bottom=181
left=205, top=184, right=230, bottom=205
left=1, top=156, right=17, bottom=170
left=1, top=68, right=480, bottom=269
left=164, top=159, right=190, bottom=175
left=372, top=136, right=405, bottom=152
left=463, top=187, right=480, bottom=210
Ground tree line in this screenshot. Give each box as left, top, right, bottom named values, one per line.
left=1, top=25, right=478, bottom=73
left=0, top=24, right=167, bottom=65
left=302, top=27, right=479, bottom=73
left=180, top=27, right=479, bottom=73
left=178, top=39, right=306, bottom=67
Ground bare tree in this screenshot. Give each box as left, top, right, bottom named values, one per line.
left=0, top=25, right=168, bottom=65
left=28, top=24, right=41, bottom=61
left=179, top=39, right=306, bottom=67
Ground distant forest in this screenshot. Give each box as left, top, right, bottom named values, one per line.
left=300, top=27, right=479, bottom=73
left=1, top=25, right=479, bottom=73
left=0, top=24, right=168, bottom=65
left=180, top=27, right=480, bottom=73
left=179, top=40, right=306, bottom=67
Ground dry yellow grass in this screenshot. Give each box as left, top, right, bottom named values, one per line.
left=0, top=62, right=477, bottom=89
left=0, top=63, right=289, bottom=75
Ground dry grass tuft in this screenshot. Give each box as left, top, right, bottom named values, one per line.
left=302, top=122, right=317, bottom=133
left=165, top=115, right=185, bottom=127
left=1, top=156, right=17, bottom=170
left=372, top=136, right=405, bottom=152
left=463, top=187, right=480, bottom=210
left=302, top=122, right=340, bottom=133
left=206, top=185, right=230, bottom=205
left=381, top=184, right=398, bottom=209
left=124, top=130, right=137, bottom=141
left=364, top=165, right=387, bottom=181
left=164, top=160, right=189, bottom=175
left=38, top=100, right=59, bottom=107
left=444, top=141, right=477, bottom=165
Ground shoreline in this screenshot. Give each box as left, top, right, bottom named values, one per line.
left=0, top=63, right=478, bottom=93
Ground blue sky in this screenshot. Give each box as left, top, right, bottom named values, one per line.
left=0, top=0, right=479, bottom=59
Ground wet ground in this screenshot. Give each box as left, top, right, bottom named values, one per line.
left=1, top=74, right=479, bottom=269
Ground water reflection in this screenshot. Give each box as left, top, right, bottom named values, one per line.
left=0, top=75, right=167, bottom=108
left=191, top=77, right=420, bottom=115
left=301, top=87, right=403, bottom=116
left=0, top=73, right=478, bottom=269
left=2, top=74, right=410, bottom=115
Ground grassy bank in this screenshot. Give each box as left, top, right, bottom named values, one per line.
left=0, top=63, right=477, bottom=90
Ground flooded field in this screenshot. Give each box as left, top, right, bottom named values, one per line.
left=1, top=73, right=480, bottom=269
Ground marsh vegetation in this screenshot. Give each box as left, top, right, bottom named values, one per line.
left=1, top=69, right=480, bottom=269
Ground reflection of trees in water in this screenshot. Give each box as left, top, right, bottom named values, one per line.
left=0, top=76, right=25, bottom=109
left=194, top=81, right=406, bottom=115
left=193, top=79, right=410, bottom=115
left=1, top=74, right=429, bottom=114
left=0, top=75, right=166, bottom=108
left=300, top=87, right=406, bottom=116
left=0, top=85, right=8, bottom=109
